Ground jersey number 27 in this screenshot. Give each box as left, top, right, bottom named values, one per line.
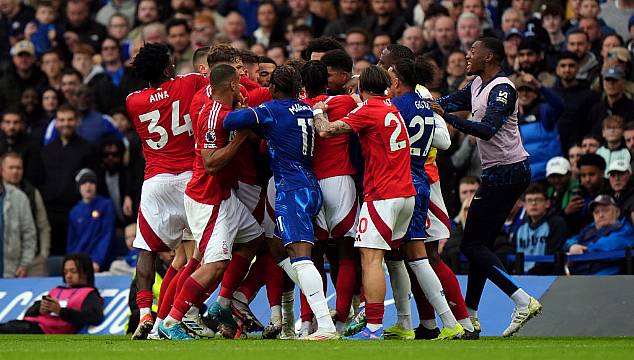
left=139, top=100, right=193, bottom=150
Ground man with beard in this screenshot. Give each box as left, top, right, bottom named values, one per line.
left=509, top=37, right=556, bottom=88
left=96, top=137, right=134, bottom=231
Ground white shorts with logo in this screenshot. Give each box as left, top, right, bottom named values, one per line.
left=263, top=177, right=277, bottom=238
left=184, top=190, right=263, bottom=264
left=315, top=175, right=358, bottom=240
left=426, top=181, right=451, bottom=242
left=133, top=171, right=193, bottom=252
left=355, top=196, right=415, bottom=251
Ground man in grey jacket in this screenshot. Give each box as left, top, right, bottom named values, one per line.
left=1, top=172, right=37, bottom=278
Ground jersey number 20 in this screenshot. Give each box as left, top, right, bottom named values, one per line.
left=139, top=100, right=193, bottom=150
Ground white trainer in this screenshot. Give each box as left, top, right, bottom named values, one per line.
left=502, top=297, right=543, bottom=337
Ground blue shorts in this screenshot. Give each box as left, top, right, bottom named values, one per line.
left=406, top=176, right=431, bottom=241
left=275, top=186, right=323, bottom=246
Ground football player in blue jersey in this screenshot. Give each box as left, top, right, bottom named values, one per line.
left=223, top=65, right=338, bottom=340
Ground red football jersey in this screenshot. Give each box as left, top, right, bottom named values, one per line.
left=342, top=96, right=416, bottom=201
left=185, top=99, right=235, bottom=205
left=304, top=95, right=357, bottom=180
left=126, top=73, right=207, bottom=180
left=190, top=84, right=211, bottom=129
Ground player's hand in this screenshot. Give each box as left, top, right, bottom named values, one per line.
left=312, top=102, right=328, bottom=112
left=428, top=100, right=444, bottom=116
left=567, top=244, right=587, bottom=255
left=15, top=266, right=28, bottom=278
left=564, top=197, right=584, bottom=215
left=123, top=196, right=133, bottom=217
left=235, top=93, right=247, bottom=109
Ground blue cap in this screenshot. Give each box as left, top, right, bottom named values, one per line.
left=504, top=28, right=524, bottom=41
left=602, top=67, right=625, bottom=81
left=629, top=14, right=634, bottom=30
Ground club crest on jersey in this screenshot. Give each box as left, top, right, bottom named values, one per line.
left=206, top=130, right=216, bottom=143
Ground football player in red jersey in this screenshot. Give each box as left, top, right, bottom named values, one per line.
left=313, top=66, right=417, bottom=340
left=126, top=43, right=206, bottom=340
left=159, top=64, right=264, bottom=340
left=300, top=60, right=359, bottom=335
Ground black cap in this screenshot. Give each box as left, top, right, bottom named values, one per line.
left=589, top=194, right=618, bottom=211
left=75, top=168, right=97, bottom=186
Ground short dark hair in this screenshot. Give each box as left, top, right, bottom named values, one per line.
left=100, top=136, right=125, bottom=156
left=1, top=110, right=24, bottom=122
left=41, top=48, right=63, bottom=61
left=478, top=37, right=505, bottom=63
left=305, top=37, right=344, bottom=60
left=346, top=28, right=370, bottom=45
left=193, top=46, right=210, bottom=67
left=391, top=55, right=435, bottom=88
left=61, top=67, right=83, bottom=81
left=56, top=103, right=77, bottom=116
left=301, top=60, right=328, bottom=95
left=166, top=18, right=190, bottom=34
left=567, top=29, right=589, bottom=43
left=523, top=182, right=547, bottom=200
left=207, top=44, right=241, bottom=67
left=258, top=56, right=276, bottom=65
left=386, top=44, right=414, bottom=61
left=558, top=51, right=580, bottom=63
left=268, top=43, right=289, bottom=58
left=270, top=64, right=302, bottom=98
left=359, top=65, right=391, bottom=95
left=624, top=122, right=634, bottom=132
left=131, top=43, right=171, bottom=83
left=240, top=49, right=259, bottom=64
left=578, top=153, right=606, bottom=171
left=321, top=49, right=353, bottom=73
left=210, top=63, right=238, bottom=89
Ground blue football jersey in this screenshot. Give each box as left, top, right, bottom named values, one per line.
left=250, top=99, right=319, bottom=192
left=391, top=92, right=435, bottom=180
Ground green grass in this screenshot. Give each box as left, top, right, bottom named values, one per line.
left=1, top=336, right=633, bottom=360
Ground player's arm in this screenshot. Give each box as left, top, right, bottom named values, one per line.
left=202, top=129, right=250, bottom=174
left=312, top=102, right=353, bottom=138
left=440, top=83, right=517, bottom=141
left=437, top=81, right=473, bottom=112
left=224, top=108, right=259, bottom=130
left=431, top=112, right=451, bottom=150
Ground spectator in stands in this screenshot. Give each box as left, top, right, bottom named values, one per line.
left=582, top=134, right=601, bottom=154
left=597, top=115, right=631, bottom=173
left=45, top=84, right=122, bottom=145
left=515, top=183, right=568, bottom=274
left=552, top=51, right=601, bottom=152
left=0, top=161, right=36, bottom=278
left=323, top=0, right=365, bottom=37
left=600, top=34, right=624, bottom=64
left=578, top=16, right=604, bottom=59
left=456, top=12, right=481, bottom=53
left=515, top=73, right=564, bottom=181
left=372, top=33, right=392, bottom=60
left=588, top=68, right=634, bottom=136
left=400, top=26, right=425, bottom=55
left=287, top=0, right=328, bottom=37
left=607, top=159, right=634, bottom=222
left=252, top=1, right=284, bottom=48
left=443, top=194, right=474, bottom=273
left=502, top=28, right=522, bottom=73
left=223, top=11, right=248, bottom=44
left=96, top=137, right=133, bottom=229
left=0, top=40, right=43, bottom=111
left=564, top=194, right=634, bottom=275
left=63, top=0, right=107, bottom=52
left=140, top=22, right=166, bottom=44
left=429, top=15, right=458, bottom=67
left=362, top=0, right=405, bottom=40
left=109, top=109, right=142, bottom=216
left=457, top=175, right=480, bottom=207
left=569, top=144, right=584, bottom=179
left=128, top=0, right=160, bottom=43
left=40, top=104, right=97, bottom=256
left=320, top=49, right=353, bottom=95
left=71, top=43, right=105, bottom=86
left=190, top=11, right=216, bottom=50
left=566, top=154, right=609, bottom=233
left=501, top=8, right=525, bottom=34
left=107, top=13, right=132, bottom=62
left=96, top=0, right=136, bottom=27
left=31, top=88, right=59, bottom=143
left=566, top=30, right=599, bottom=83
left=267, top=43, right=288, bottom=66
left=624, top=123, right=634, bottom=160
left=541, top=3, right=566, bottom=71
left=0, top=110, right=43, bottom=185
left=598, top=47, right=634, bottom=100
left=67, top=169, right=116, bottom=272
left=288, top=24, right=313, bottom=60
left=510, top=37, right=556, bottom=87
left=23, top=1, right=60, bottom=57
left=38, top=49, right=65, bottom=92
left=451, top=133, right=481, bottom=180
left=166, top=19, right=194, bottom=74
left=2, top=152, right=51, bottom=276
left=600, top=0, right=634, bottom=41
left=462, top=0, right=498, bottom=38
left=99, top=37, right=144, bottom=110
left=546, top=156, right=581, bottom=217
left=345, top=28, right=373, bottom=62
left=0, top=0, right=35, bottom=61
left=445, top=50, right=467, bottom=93
left=0, top=253, right=103, bottom=334
left=305, top=36, right=343, bottom=61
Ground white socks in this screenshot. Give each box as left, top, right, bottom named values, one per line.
left=467, top=307, right=478, bottom=319
left=292, top=259, right=335, bottom=332
left=217, top=296, right=231, bottom=308
left=511, top=289, right=530, bottom=309
left=163, top=315, right=178, bottom=328
left=140, top=307, right=151, bottom=318
left=386, top=260, right=413, bottom=330
left=408, top=258, right=458, bottom=329
left=233, top=291, right=249, bottom=304
left=458, top=318, right=475, bottom=332
left=421, top=319, right=437, bottom=330
left=278, top=257, right=300, bottom=284
left=185, top=306, right=199, bottom=317
left=270, top=305, right=282, bottom=326
left=282, top=290, right=295, bottom=324
left=367, top=323, right=382, bottom=331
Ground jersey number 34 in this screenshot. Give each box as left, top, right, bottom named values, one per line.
left=139, top=100, right=193, bottom=150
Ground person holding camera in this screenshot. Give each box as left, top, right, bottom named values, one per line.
left=0, top=253, right=104, bottom=334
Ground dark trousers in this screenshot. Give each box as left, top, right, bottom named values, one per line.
left=0, top=320, right=44, bottom=334
left=460, top=160, right=531, bottom=310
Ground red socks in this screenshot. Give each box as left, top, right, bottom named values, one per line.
left=431, top=259, right=469, bottom=320
left=365, top=302, right=383, bottom=325
left=265, top=254, right=283, bottom=307
left=157, top=269, right=183, bottom=319
left=168, top=277, right=207, bottom=322
left=218, top=254, right=251, bottom=299
left=335, top=259, right=356, bottom=321
left=136, top=289, right=154, bottom=311
left=236, top=255, right=267, bottom=301
left=158, top=265, right=178, bottom=310
left=176, top=258, right=200, bottom=295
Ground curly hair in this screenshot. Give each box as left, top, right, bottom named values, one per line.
left=270, top=65, right=302, bottom=98
left=301, top=60, right=328, bottom=95
left=391, top=55, right=436, bottom=89
left=131, top=43, right=171, bottom=83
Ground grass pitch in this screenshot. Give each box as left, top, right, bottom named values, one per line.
left=1, top=336, right=632, bottom=360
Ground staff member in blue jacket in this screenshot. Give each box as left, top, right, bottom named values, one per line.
left=67, top=168, right=116, bottom=272
left=514, top=72, right=564, bottom=181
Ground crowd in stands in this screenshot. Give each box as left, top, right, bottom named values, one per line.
left=1, top=0, right=634, bottom=278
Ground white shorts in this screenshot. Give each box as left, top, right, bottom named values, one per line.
left=315, top=175, right=358, bottom=240
left=184, top=191, right=263, bottom=264
left=355, top=196, right=415, bottom=251
left=426, top=181, right=451, bottom=242
left=237, top=181, right=267, bottom=224
left=133, top=172, right=193, bottom=252
left=263, top=177, right=276, bottom=238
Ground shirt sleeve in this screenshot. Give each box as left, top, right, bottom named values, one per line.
left=341, top=106, right=369, bottom=133
left=437, top=81, right=473, bottom=112
left=224, top=108, right=259, bottom=130
left=201, top=107, right=227, bottom=149
left=444, top=83, right=517, bottom=141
